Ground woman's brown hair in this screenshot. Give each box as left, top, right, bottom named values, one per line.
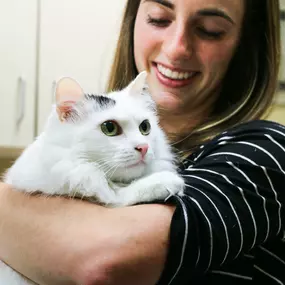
left=107, top=0, right=281, bottom=155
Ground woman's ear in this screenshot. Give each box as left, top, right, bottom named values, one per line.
left=55, top=77, right=84, bottom=122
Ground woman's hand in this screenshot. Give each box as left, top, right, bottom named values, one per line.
left=0, top=182, right=174, bottom=285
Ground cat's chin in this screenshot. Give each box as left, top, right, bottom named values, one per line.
left=127, top=160, right=146, bottom=168
left=109, top=163, right=147, bottom=183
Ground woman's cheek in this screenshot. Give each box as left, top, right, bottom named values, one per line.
left=198, top=40, right=237, bottom=72
left=134, top=26, right=152, bottom=71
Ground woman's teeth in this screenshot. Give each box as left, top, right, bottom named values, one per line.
left=157, top=64, right=195, bottom=80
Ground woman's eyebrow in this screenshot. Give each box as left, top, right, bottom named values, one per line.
left=143, top=0, right=174, bottom=10
left=143, top=2, right=235, bottom=25
left=197, top=8, right=235, bottom=24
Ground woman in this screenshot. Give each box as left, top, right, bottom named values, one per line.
left=0, top=0, right=284, bottom=284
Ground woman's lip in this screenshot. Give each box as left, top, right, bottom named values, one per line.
left=153, top=63, right=199, bottom=88
left=155, top=62, right=195, bottom=73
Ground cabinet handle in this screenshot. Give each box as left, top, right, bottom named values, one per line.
left=16, top=76, right=26, bottom=129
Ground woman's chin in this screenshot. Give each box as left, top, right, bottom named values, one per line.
left=154, top=92, right=183, bottom=111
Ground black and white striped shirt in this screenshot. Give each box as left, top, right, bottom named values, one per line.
left=157, top=120, right=285, bottom=285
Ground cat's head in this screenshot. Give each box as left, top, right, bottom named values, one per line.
left=52, top=72, right=169, bottom=182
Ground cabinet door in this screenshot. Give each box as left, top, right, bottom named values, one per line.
left=0, top=0, right=37, bottom=148
left=37, top=0, right=127, bottom=134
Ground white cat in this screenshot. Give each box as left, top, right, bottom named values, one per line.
left=0, top=72, right=184, bottom=284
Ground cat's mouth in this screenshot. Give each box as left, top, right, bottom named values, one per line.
left=127, top=160, right=146, bottom=168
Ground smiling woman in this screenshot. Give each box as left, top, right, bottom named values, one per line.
left=0, top=0, right=284, bottom=285
left=109, top=0, right=280, bottom=149
left=133, top=0, right=244, bottom=139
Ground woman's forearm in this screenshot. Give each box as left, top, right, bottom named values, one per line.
left=0, top=182, right=174, bottom=285
left=0, top=182, right=110, bottom=285
left=94, top=203, right=175, bottom=285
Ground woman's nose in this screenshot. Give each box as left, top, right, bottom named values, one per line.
left=162, top=26, right=192, bottom=63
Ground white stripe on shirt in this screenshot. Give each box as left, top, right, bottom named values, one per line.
left=209, top=152, right=282, bottom=235
left=184, top=182, right=230, bottom=265
left=167, top=196, right=189, bottom=285
left=259, top=246, right=285, bottom=265
left=184, top=166, right=257, bottom=250
left=254, top=265, right=284, bottom=285
left=184, top=174, right=244, bottom=258
left=184, top=195, right=214, bottom=271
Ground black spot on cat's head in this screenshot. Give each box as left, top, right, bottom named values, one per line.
left=85, top=94, right=116, bottom=109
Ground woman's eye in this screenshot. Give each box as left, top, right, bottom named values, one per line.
left=101, top=121, right=122, bottom=137
left=196, top=27, right=225, bottom=39
left=147, top=15, right=170, bottom=27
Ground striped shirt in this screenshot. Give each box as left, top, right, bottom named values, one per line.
left=157, top=120, right=285, bottom=285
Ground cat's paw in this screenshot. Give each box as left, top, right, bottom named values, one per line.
left=112, top=171, right=185, bottom=207
left=127, top=171, right=184, bottom=204
left=150, top=171, right=184, bottom=200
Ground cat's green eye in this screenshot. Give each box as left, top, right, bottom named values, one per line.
left=139, top=120, right=151, bottom=136
left=101, top=121, right=122, bottom=136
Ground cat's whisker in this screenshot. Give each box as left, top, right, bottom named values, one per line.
left=97, top=158, right=115, bottom=165
left=98, top=165, right=112, bottom=174
left=122, top=155, right=134, bottom=160
left=104, top=162, right=122, bottom=178
left=80, top=193, right=86, bottom=201
left=99, top=161, right=116, bottom=173
left=94, top=164, right=110, bottom=174
left=94, top=160, right=109, bottom=168
left=96, top=160, right=119, bottom=172
left=104, top=163, right=120, bottom=176
left=109, top=163, right=121, bottom=180
left=99, top=157, right=122, bottom=167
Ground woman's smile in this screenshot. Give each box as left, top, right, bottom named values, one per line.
left=153, top=62, right=200, bottom=88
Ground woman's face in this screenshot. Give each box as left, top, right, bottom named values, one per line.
left=134, top=0, right=244, bottom=113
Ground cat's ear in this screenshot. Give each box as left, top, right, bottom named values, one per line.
left=127, top=71, right=157, bottom=112
left=128, top=71, right=148, bottom=95
left=55, top=77, right=84, bottom=122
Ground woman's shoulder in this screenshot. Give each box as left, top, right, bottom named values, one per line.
left=209, top=119, right=285, bottom=145
left=198, top=119, right=285, bottom=150
left=185, top=119, right=285, bottom=168
left=217, top=119, right=285, bottom=137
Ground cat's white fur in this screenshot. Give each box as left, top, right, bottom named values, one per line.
left=0, top=72, right=184, bottom=284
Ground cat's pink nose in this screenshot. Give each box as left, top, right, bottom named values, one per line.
left=135, top=144, right=149, bottom=158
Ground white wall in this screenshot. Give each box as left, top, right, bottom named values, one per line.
left=0, top=0, right=284, bottom=160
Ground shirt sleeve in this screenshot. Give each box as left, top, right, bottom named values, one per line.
left=156, top=120, right=285, bottom=285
